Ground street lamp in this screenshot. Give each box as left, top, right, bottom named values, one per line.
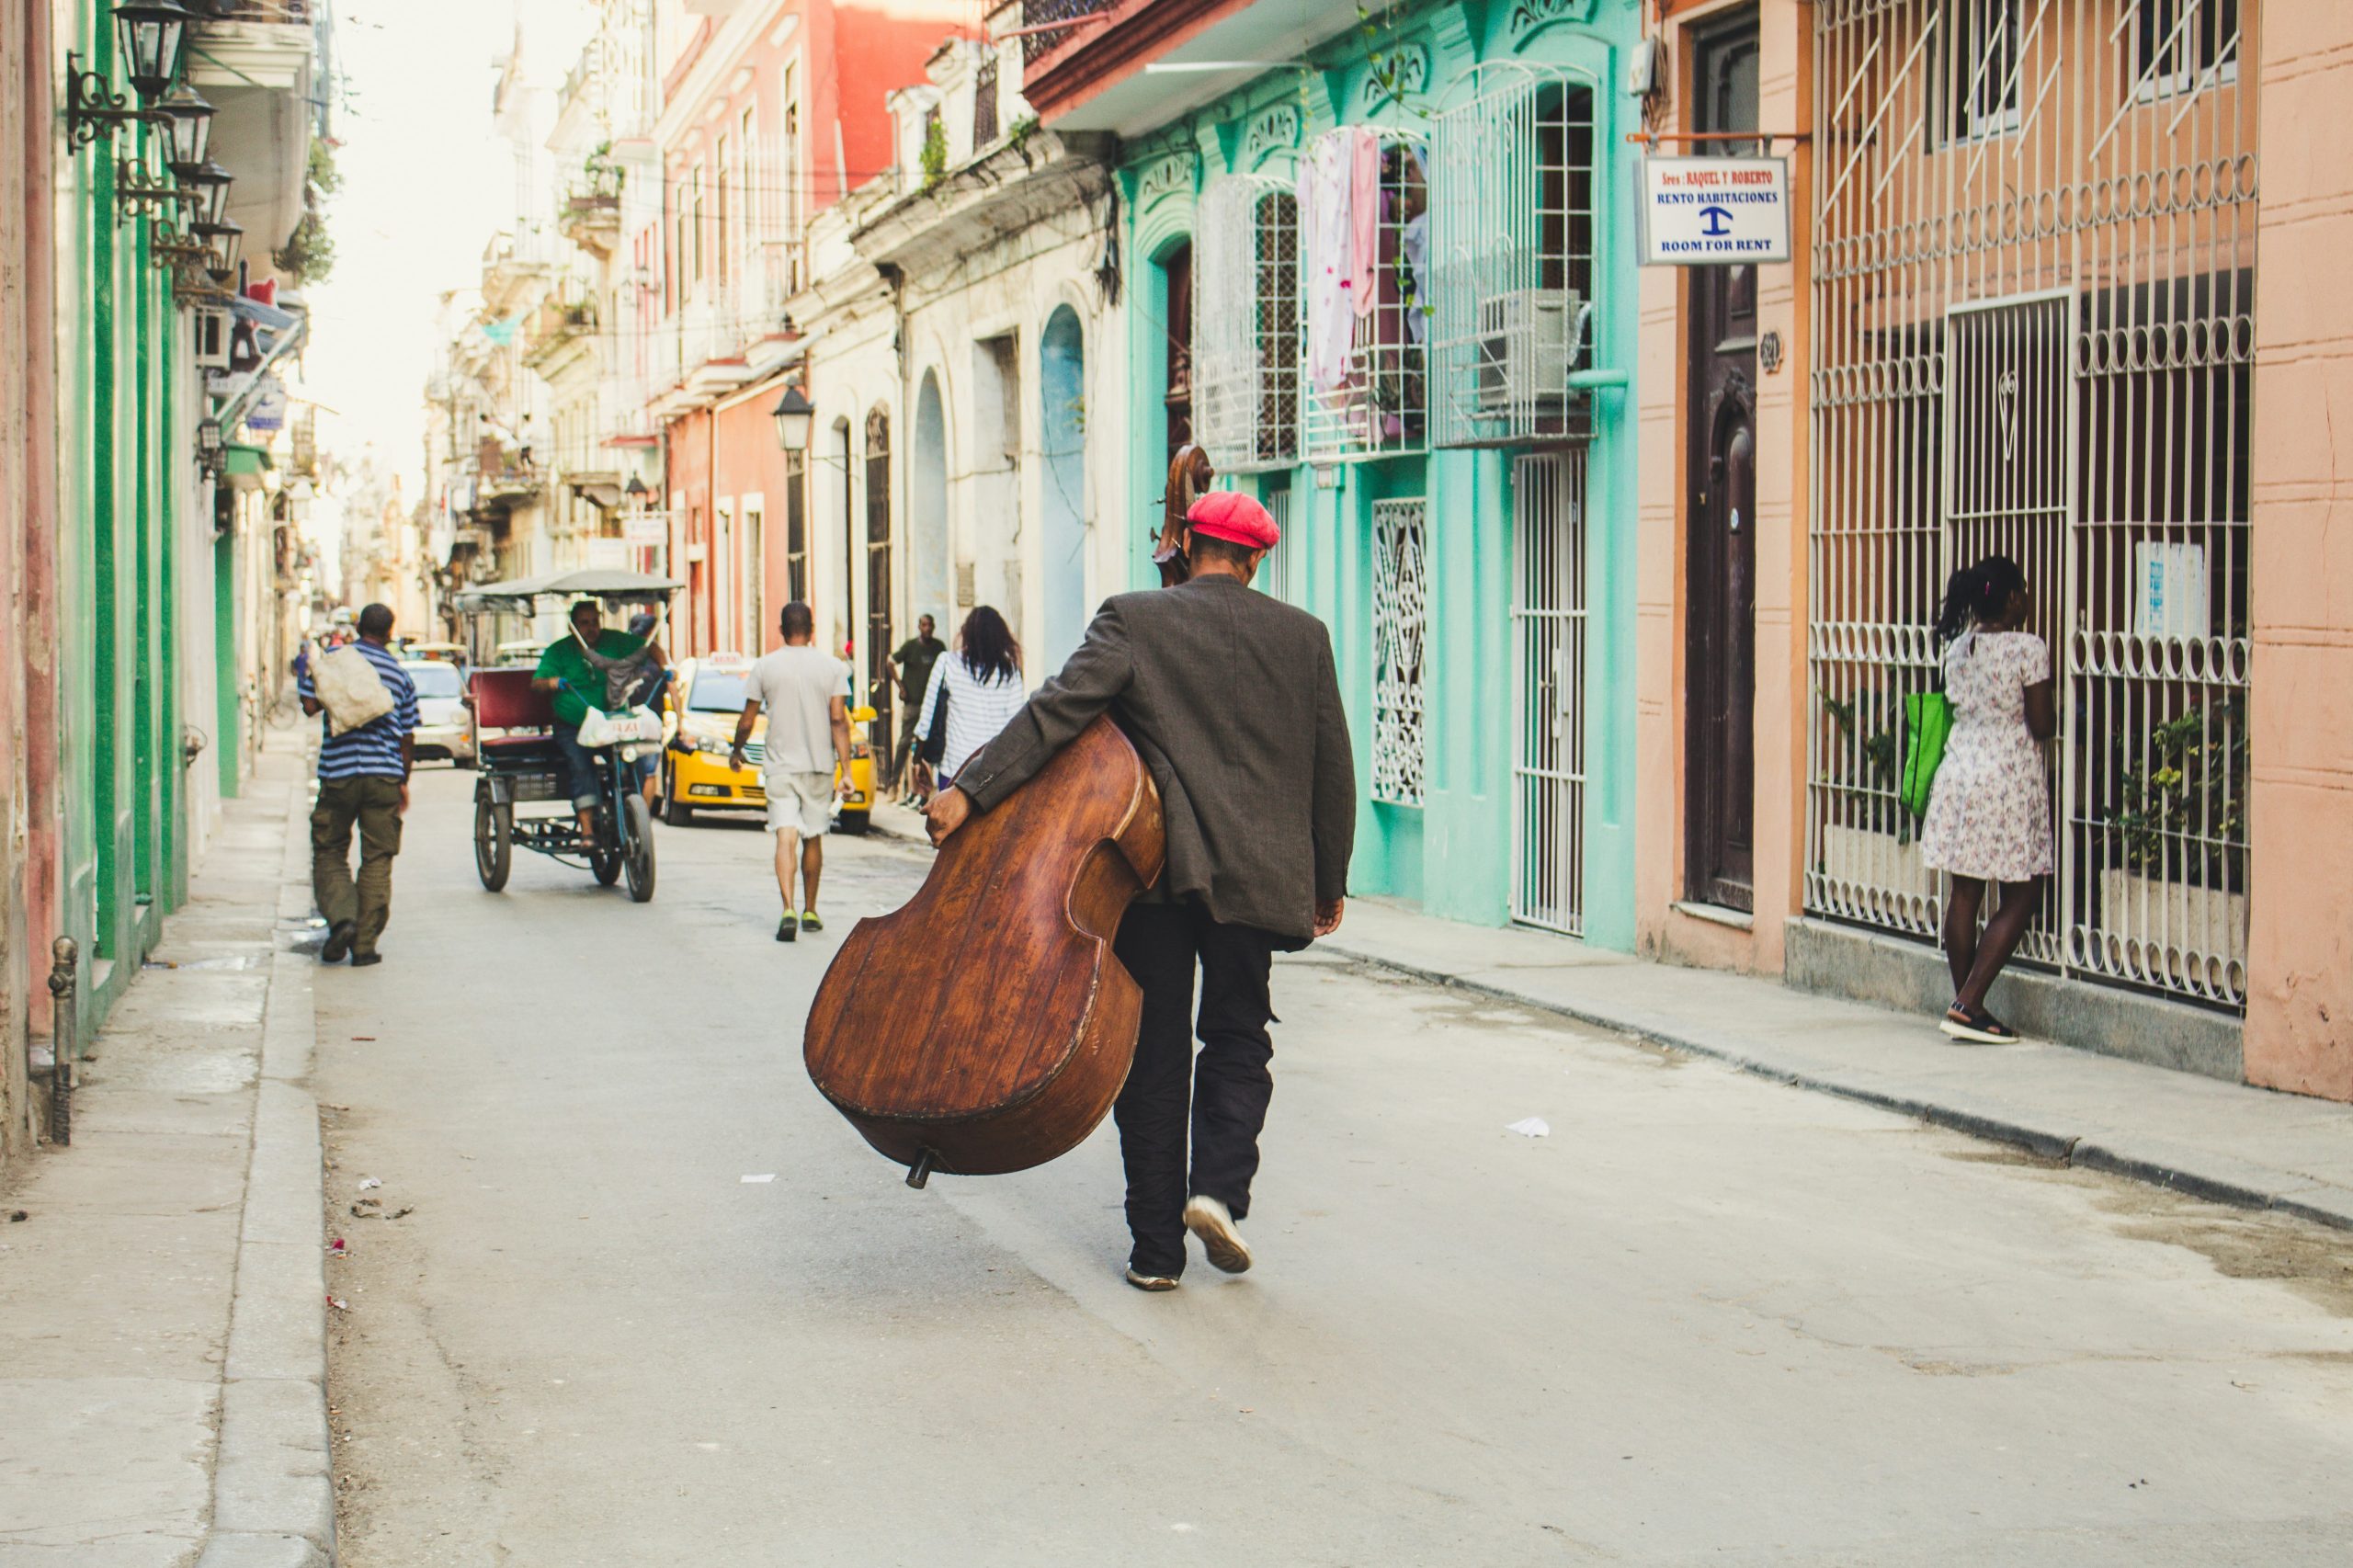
left=195, top=418, right=222, bottom=475
left=175, top=161, right=233, bottom=229
left=624, top=474, right=649, bottom=504
left=114, top=2, right=196, bottom=105
left=196, top=217, right=242, bottom=277
left=771, top=386, right=815, bottom=454
left=155, top=79, right=215, bottom=168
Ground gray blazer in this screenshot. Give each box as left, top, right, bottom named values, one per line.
left=952, top=574, right=1357, bottom=944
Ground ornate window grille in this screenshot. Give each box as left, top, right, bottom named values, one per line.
left=1430, top=61, right=1600, bottom=449
left=1194, top=176, right=1301, bottom=473
left=1371, top=497, right=1429, bottom=807
left=1808, top=0, right=2256, bottom=1007
left=1302, top=128, right=1429, bottom=462
left=974, top=54, right=1000, bottom=147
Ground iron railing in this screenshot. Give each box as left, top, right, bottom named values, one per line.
left=1806, top=0, right=2256, bottom=1008
left=1020, top=0, right=1113, bottom=67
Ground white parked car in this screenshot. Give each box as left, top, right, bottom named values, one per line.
left=402, top=660, right=476, bottom=767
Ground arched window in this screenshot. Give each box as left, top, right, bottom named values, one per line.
left=864, top=406, right=894, bottom=735
left=1194, top=177, right=1299, bottom=472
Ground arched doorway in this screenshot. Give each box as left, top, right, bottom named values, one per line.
left=912, top=371, right=949, bottom=637
left=1040, top=307, right=1088, bottom=672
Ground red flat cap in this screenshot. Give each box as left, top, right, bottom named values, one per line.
left=1186, top=490, right=1280, bottom=551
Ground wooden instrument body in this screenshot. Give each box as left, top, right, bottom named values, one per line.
left=803, top=717, right=1165, bottom=1178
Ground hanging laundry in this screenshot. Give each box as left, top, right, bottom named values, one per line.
left=1302, top=130, right=1357, bottom=396
left=1349, top=125, right=1381, bottom=319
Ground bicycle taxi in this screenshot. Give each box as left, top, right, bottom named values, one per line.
left=453, top=569, right=681, bottom=903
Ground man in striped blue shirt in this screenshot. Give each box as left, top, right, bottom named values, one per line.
left=298, top=603, right=419, bottom=967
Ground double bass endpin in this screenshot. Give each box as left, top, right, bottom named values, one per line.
left=905, top=1149, right=937, bottom=1190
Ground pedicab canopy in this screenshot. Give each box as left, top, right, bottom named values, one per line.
left=451, top=568, right=683, bottom=613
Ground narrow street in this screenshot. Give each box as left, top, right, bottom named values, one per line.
left=313, top=768, right=2353, bottom=1567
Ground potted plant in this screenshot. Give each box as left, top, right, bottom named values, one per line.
left=2098, top=699, right=2248, bottom=981
left=1816, top=687, right=1933, bottom=915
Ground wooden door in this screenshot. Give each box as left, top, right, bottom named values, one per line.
left=1684, top=12, right=1761, bottom=912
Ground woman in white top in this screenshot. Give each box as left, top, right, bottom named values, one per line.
left=1919, top=554, right=2056, bottom=1044
left=912, top=606, right=1027, bottom=788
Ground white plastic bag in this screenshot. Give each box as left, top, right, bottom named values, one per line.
left=575, top=703, right=665, bottom=748
left=313, top=646, right=394, bottom=736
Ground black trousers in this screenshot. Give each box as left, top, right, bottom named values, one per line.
left=1110, top=901, right=1279, bottom=1278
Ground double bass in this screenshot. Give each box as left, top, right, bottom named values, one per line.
left=802, top=447, right=1214, bottom=1187
left=804, top=719, right=1164, bottom=1186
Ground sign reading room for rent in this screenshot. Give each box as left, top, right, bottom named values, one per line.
left=1639, top=156, right=1791, bottom=267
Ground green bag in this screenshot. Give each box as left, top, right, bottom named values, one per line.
left=1899, top=690, right=1953, bottom=820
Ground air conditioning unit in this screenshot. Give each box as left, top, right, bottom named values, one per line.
left=193, top=306, right=233, bottom=370
left=1473, top=289, right=1580, bottom=412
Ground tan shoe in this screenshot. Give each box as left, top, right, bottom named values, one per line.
left=1183, top=1195, right=1253, bottom=1275
left=1124, top=1267, right=1179, bottom=1292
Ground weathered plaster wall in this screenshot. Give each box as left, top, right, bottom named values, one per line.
left=2245, top=0, right=2353, bottom=1101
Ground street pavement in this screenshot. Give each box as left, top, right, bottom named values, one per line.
left=312, top=767, right=2353, bottom=1567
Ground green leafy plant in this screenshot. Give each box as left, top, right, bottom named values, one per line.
left=274, top=137, right=339, bottom=285
left=2106, top=699, right=2248, bottom=888
left=1821, top=689, right=1906, bottom=837
left=920, top=112, right=949, bottom=192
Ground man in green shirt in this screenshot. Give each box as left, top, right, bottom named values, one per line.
left=534, top=600, right=663, bottom=843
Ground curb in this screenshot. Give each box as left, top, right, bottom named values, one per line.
left=202, top=768, right=335, bottom=1568
left=1320, top=940, right=2353, bottom=1235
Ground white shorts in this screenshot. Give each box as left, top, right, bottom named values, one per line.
left=763, top=770, right=834, bottom=836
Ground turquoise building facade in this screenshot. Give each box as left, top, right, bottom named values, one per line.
left=1114, top=0, right=1642, bottom=947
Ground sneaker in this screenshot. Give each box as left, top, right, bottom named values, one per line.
left=350, top=952, right=383, bottom=969
left=1124, top=1267, right=1179, bottom=1292
left=777, top=916, right=798, bottom=944
left=1183, top=1195, right=1253, bottom=1275
left=1940, top=1004, right=2018, bottom=1044
left=801, top=911, right=824, bottom=934
left=320, top=920, right=356, bottom=964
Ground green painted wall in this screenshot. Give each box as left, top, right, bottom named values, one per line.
left=1116, top=0, right=1643, bottom=948
left=60, top=1, right=186, bottom=1027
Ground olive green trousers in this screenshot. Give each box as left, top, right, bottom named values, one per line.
left=312, top=777, right=404, bottom=956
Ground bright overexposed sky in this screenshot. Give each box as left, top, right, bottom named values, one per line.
left=302, top=0, right=597, bottom=501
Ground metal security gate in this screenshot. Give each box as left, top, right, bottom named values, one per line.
left=1511, top=452, right=1586, bottom=935
left=1809, top=0, right=2256, bottom=1007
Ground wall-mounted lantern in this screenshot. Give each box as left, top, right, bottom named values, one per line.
left=196, top=217, right=243, bottom=278
left=67, top=3, right=198, bottom=155
left=771, top=386, right=814, bottom=454
left=176, top=160, right=233, bottom=229
left=156, top=79, right=215, bottom=167
left=114, top=2, right=196, bottom=104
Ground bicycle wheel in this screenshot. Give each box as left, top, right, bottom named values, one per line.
left=474, top=793, right=512, bottom=892
left=622, top=794, right=655, bottom=903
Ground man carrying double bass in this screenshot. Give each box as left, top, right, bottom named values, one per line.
left=926, top=491, right=1356, bottom=1290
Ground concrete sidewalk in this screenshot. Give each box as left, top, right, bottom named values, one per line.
left=1323, top=899, right=2353, bottom=1232
left=0, top=740, right=335, bottom=1568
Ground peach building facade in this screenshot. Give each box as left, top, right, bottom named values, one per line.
left=1634, top=1, right=2348, bottom=1100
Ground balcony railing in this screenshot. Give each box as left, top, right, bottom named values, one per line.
left=189, top=1, right=313, bottom=21
left=1019, top=0, right=1112, bottom=66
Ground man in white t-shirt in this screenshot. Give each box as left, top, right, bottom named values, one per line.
left=731, top=601, right=852, bottom=943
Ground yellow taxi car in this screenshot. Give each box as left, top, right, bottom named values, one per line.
left=654, top=654, right=877, bottom=834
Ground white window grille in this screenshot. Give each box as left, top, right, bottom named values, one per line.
left=1301, top=128, right=1429, bottom=462
left=1194, top=176, right=1301, bottom=473
left=1511, top=452, right=1586, bottom=936
left=1258, top=481, right=1296, bottom=604
left=1809, top=0, right=2256, bottom=1008
left=1430, top=61, right=1599, bottom=449
left=1370, top=497, right=1428, bottom=807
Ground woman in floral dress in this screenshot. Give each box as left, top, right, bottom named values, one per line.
left=1920, top=555, right=2055, bottom=1042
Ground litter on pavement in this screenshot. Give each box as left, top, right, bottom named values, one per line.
left=1506, top=1118, right=1552, bottom=1138
left=741, top=1174, right=777, bottom=1184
